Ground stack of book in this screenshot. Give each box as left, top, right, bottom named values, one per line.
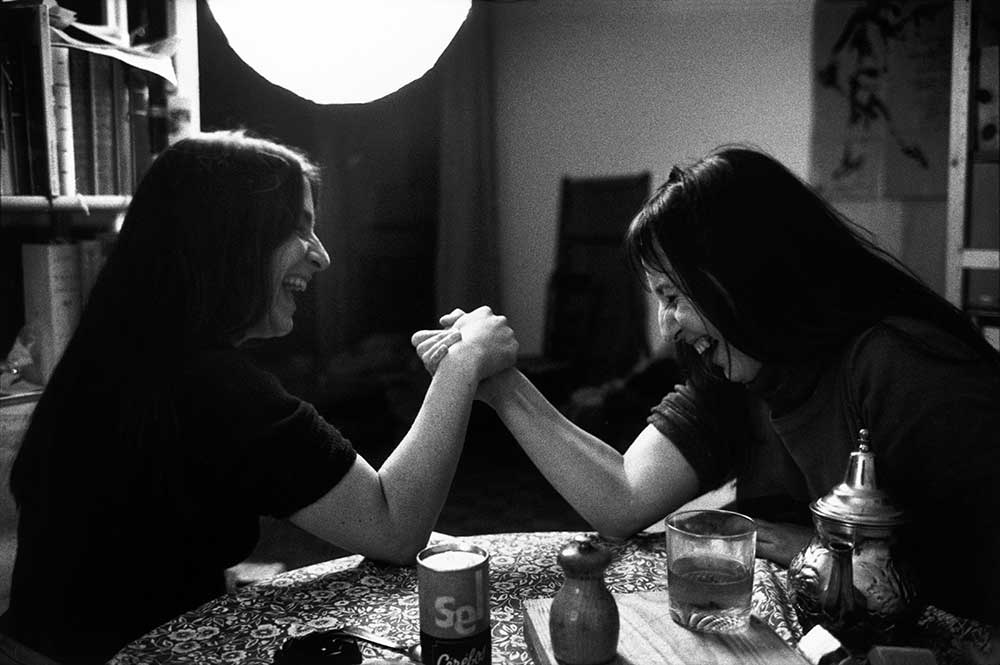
left=0, top=0, right=174, bottom=198
left=19, top=234, right=118, bottom=384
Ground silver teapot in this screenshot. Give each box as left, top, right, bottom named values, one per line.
left=787, top=429, right=918, bottom=649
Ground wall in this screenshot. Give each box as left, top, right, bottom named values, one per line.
left=489, top=0, right=817, bottom=356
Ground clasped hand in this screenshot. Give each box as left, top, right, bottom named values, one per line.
left=410, top=306, right=517, bottom=382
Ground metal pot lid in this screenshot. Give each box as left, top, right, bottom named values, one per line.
left=811, top=429, right=907, bottom=528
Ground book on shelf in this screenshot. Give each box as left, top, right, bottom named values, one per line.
left=66, top=49, right=146, bottom=197
left=0, top=67, right=15, bottom=195
left=68, top=47, right=95, bottom=194
left=147, top=76, right=168, bottom=158
left=89, top=50, right=116, bottom=195
left=127, top=68, right=152, bottom=189
left=51, top=44, right=76, bottom=196
left=21, top=242, right=82, bottom=383
left=111, top=59, right=133, bottom=194
left=0, top=0, right=59, bottom=197
left=1, top=0, right=168, bottom=199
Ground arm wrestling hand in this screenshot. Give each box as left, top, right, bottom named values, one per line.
left=410, top=308, right=469, bottom=375
left=445, top=306, right=518, bottom=381
left=412, top=328, right=462, bottom=375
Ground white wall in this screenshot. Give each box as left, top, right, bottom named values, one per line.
left=489, top=0, right=816, bottom=356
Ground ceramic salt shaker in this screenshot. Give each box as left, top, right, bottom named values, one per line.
left=550, top=534, right=619, bottom=665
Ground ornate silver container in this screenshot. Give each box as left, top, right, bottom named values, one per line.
left=787, top=429, right=918, bottom=649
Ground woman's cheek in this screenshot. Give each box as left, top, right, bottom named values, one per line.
left=657, top=304, right=672, bottom=337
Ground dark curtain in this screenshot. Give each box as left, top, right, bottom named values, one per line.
left=434, top=3, right=501, bottom=317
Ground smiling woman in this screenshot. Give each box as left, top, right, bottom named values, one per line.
left=0, top=130, right=519, bottom=665
left=238, top=178, right=330, bottom=343
left=206, top=0, right=472, bottom=104
left=415, top=144, right=1000, bottom=632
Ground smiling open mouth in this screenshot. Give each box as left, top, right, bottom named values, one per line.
left=692, top=336, right=714, bottom=356
left=283, top=276, right=307, bottom=293
left=673, top=332, right=716, bottom=356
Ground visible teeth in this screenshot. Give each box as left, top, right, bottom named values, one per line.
left=693, top=337, right=713, bottom=355
left=283, top=276, right=307, bottom=292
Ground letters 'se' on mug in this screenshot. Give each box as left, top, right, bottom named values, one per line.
left=417, top=542, right=491, bottom=665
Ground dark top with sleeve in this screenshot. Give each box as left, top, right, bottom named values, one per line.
left=648, top=316, right=1000, bottom=625
left=1, top=348, right=357, bottom=665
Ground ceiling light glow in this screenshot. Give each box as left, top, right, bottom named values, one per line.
left=207, top=0, right=471, bottom=104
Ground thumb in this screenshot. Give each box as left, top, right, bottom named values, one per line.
left=439, top=309, right=466, bottom=327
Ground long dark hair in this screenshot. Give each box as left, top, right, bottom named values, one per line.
left=12, top=130, right=320, bottom=505
left=625, top=144, right=998, bottom=373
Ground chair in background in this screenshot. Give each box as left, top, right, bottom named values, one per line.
left=520, top=172, right=653, bottom=407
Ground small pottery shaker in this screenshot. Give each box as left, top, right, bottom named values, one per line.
left=550, top=534, right=619, bottom=665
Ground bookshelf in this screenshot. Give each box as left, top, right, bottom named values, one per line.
left=1, top=0, right=200, bottom=364
left=0, top=0, right=200, bottom=223
left=0, top=0, right=200, bottom=390
left=946, top=0, right=1000, bottom=348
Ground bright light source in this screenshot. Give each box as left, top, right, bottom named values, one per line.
left=207, top=0, right=471, bottom=104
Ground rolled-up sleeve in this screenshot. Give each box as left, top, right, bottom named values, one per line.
left=180, top=349, right=358, bottom=519
left=647, top=381, right=736, bottom=491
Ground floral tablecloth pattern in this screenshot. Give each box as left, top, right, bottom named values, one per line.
left=111, top=530, right=989, bottom=665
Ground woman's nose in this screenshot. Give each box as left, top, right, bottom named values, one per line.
left=307, top=236, right=331, bottom=271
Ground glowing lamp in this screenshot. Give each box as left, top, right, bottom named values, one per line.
left=207, top=0, right=471, bottom=104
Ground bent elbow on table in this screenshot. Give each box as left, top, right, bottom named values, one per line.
left=290, top=506, right=427, bottom=566
left=359, top=539, right=425, bottom=567
left=589, top=512, right=661, bottom=542
left=573, top=493, right=666, bottom=542
left=289, top=463, right=434, bottom=566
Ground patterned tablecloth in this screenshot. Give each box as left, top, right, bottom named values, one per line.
left=110, top=530, right=991, bottom=665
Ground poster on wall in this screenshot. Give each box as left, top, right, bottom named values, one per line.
left=810, top=0, right=952, bottom=201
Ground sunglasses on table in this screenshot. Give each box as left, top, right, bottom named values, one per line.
left=272, top=632, right=365, bottom=665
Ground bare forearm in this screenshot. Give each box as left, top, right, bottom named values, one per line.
left=487, top=370, right=641, bottom=537
left=376, top=356, right=478, bottom=554
left=294, top=307, right=516, bottom=563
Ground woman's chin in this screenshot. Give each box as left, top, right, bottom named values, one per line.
left=240, top=317, right=294, bottom=343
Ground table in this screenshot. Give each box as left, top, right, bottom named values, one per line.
left=111, top=531, right=992, bottom=665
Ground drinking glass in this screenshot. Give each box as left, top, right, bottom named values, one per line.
left=665, top=509, right=757, bottom=633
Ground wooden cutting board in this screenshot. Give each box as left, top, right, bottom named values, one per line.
left=522, top=591, right=810, bottom=665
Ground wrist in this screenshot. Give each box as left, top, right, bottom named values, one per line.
left=434, top=341, right=485, bottom=382
left=479, top=368, right=519, bottom=407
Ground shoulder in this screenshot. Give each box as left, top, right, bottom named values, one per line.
left=843, top=315, right=1000, bottom=410
left=180, top=347, right=294, bottom=415
left=846, top=315, right=981, bottom=369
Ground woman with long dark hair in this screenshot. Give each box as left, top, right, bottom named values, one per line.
left=417, top=145, right=1000, bottom=626
left=1, top=130, right=518, bottom=665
